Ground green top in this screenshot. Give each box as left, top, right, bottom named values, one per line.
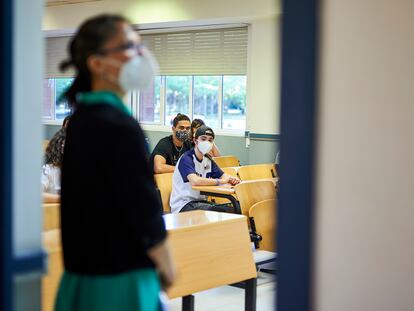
left=55, top=269, right=161, bottom=311
left=77, top=91, right=131, bottom=116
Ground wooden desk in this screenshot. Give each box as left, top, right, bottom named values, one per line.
left=42, top=230, right=63, bottom=311
left=43, top=211, right=257, bottom=311
left=192, top=178, right=278, bottom=214
left=164, top=211, right=257, bottom=310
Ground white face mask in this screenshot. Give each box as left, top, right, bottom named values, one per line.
left=103, top=49, right=159, bottom=92
left=118, top=51, right=159, bottom=92
left=197, top=140, right=213, bottom=155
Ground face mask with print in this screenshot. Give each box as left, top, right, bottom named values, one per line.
left=117, top=50, right=159, bottom=92
left=197, top=140, right=213, bottom=155
left=175, top=130, right=190, bottom=142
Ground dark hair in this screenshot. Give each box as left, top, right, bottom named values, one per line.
left=172, top=113, right=190, bottom=127
left=191, top=118, right=205, bottom=138
left=45, top=129, right=66, bottom=167
left=62, top=115, right=71, bottom=129
left=191, top=118, right=205, bottom=129
left=59, top=14, right=129, bottom=107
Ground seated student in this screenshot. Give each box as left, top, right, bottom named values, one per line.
left=42, top=128, right=65, bottom=203
left=190, top=118, right=221, bottom=157
left=170, top=126, right=240, bottom=213
left=150, top=113, right=192, bottom=174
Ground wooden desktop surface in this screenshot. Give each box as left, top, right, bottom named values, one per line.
left=192, top=177, right=278, bottom=195
left=164, top=211, right=257, bottom=299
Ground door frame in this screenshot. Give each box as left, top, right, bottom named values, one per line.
left=277, top=0, right=318, bottom=310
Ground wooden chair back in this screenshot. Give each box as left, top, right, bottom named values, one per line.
left=43, top=140, right=50, bottom=151
left=212, top=155, right=240, bottom=168
left=234, top=180, right=276, bottom=215
left=43, top=203, right=60, bottom=231
left=221, top=167, right=238, bottom=177
left=237, top=163, right=274, bottom=180
left=249, top=199, right=277, bottom=251
left=154, top=173, right=174, bottom=213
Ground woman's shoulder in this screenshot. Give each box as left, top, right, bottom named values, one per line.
left=74, top=104, right=139, bottom=132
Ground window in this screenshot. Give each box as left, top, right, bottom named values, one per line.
left=139, top=75, right=161, bottom=123
left=42, top=78, right=73, bottom=121
left=193, top=76, right=220, bottom=128
left=222, top=76, right=246, bottom=130
left=135, top=75, right=246, bottom=130
left=165, top=76, right=191, bottom=125
left=44, top=26, right=248, bottom=130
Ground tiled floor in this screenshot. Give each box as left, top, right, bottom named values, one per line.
left=167, top=272, right=276, bottom=311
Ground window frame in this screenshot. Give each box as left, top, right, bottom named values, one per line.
left=133, top=74, right=246, bottom=136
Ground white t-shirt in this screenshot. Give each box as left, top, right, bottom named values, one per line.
left=41, top=164, right=61, bottom=194
left=170, top=149, right=223, bottom=213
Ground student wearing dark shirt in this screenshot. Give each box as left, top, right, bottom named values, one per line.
left=55, top=14, right=175, bottom=311
left=150, top=113, right=192, bottom=174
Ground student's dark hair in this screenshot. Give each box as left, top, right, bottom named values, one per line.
left=45, top=129, right=66, bottom=167
left=59, top=14, right=129, bottom=107
left=191, top=118, right=205, bottom=129
left=172, top=113, right=190, bottom=127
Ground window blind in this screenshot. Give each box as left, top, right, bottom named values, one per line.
left=141, top=27, right=248, bottom=75
left=45, top=26, right=248, bottom=77
left=45, top=36, right=74, bottom=78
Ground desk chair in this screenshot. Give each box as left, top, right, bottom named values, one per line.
left=249, top=199, right=276, bottom=252
left=234, top=180, right=276, bottom=216
left=250, top=199, right=277, bottom=274
left=212, top=155, right=240, bottom=168
left=154, top=173, right=174, bottom=213
left=237, top=163, right=275, bottom=181
left=221, top=166, right=238, bottom=177
left=43, top=203, right=60, bottom=231
left=43, top=140, right=50, bottom=151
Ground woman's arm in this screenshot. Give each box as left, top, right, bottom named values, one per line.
left=147, top=238, right=176, bottom=290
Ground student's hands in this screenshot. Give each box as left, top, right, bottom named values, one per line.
left=228, top=176, right=240, bottom=185
left=220, top=175, right=240, bottom=186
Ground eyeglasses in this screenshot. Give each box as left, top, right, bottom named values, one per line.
left=98, top=41, right=147, bottom=55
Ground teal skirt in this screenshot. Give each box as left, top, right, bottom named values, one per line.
left=54, top=268, right=161, bottom=311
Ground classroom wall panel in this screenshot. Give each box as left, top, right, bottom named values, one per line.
left=44, top=125, right=278, bottom=165
left=314, top=1, right=414, bottom=310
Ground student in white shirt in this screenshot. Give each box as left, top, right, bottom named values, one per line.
left=170, top=126, right=240, bottom=213
left=42, top=128, right=65, bottom=203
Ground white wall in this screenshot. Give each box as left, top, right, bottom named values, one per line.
left=43, top=0, right=281, bottom=134
left=13, top=0, right=44, bottom=310
left=14, top=0, right=44, bottom=259
left=314, top=1, right=414, bottom=310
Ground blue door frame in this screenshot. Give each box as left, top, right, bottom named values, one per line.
left=277, top=0, right=318, bottom=310
left=1, top=0, right=13, bottom=310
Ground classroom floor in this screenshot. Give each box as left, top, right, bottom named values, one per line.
left=167, top=272, right=276, bottom=311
